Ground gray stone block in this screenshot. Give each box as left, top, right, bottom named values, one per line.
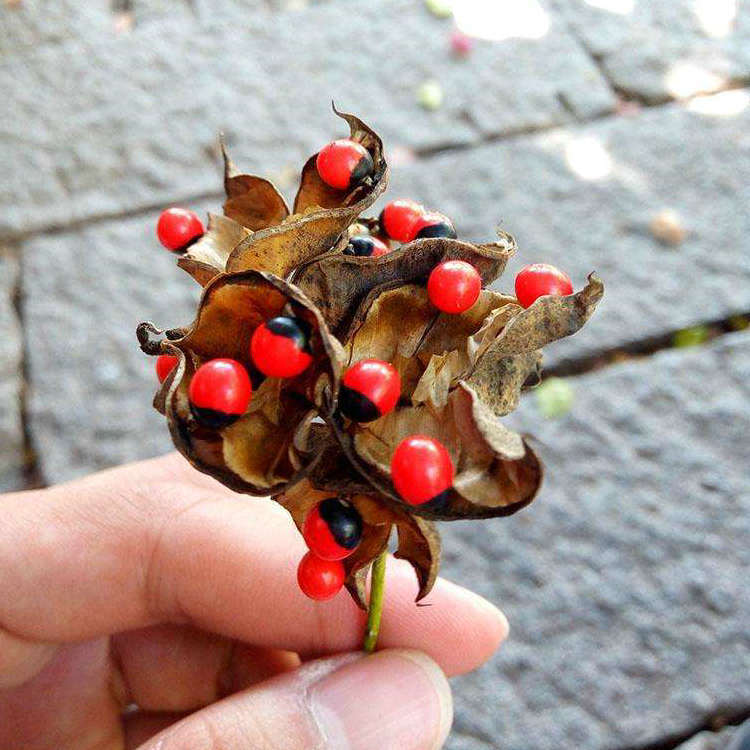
left=0, top=0, right=614, bottom=236
left=552, top=0, right=750, bottom=102
left=0, top=0, right=193, bottom=56
left=383, top=96, right=750, bottom=365
left=22, top=209, right=203, bottom=483
left=440, top=332, right=750, bottom=750
left=677, top=723, right=744, bottom=750
left=0, top=247, right=24, bottom=491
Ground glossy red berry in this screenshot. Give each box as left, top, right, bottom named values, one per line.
left=188, top=358, right=252, bottom=428
left=391, top=434, right=454, bottom=506
left=343, top=235, right=390, bottom=258
left=155, top=354, right=178, bottom=383
left=250, top=316, right=313, bottom=379
left=379, top=199, right=424, bottom=242
left=316, top=139, right=374, bottom=191
left=339, top=359, right=401, bottom=423
left=302, top=498, right=363, bottom=560
left=156, top=208, right=204, bottom=252
left=297, top=552, right=345, bottom=600
left=412, top=211, right=457, bottom=240
left=515, top=263, right=573, bottom=308
left=428, top=260, right=482, bottom=314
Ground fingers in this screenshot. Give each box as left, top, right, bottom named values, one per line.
left=137, top=649, right=452, bottom=750
left=0, top=455, right=507, bottom=679
left=112, top=625, right=299, bottom=712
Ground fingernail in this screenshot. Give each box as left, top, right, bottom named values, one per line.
left=309, top=649, right=452, bottom=750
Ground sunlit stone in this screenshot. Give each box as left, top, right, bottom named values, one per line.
left=564, top=136, right=613, bottom=180
left=453, top=0, right=550, bottom=41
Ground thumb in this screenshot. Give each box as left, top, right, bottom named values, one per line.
left=137, top=649, right=453, bottom=750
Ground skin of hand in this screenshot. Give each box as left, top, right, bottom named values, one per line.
left=0, top=453, right=509, bottom=750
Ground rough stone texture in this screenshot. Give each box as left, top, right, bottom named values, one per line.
left=0, top=0, right=194, bottom=56
left=440, top=332, right=750, bottom=750
left=383, top=94, right=750, bottom=366
left=552, top=0, right=750, bottom=102
left=22, top=211, right=202, bottom=483
left=0, top=0, right=614, bottom=237
left=676, top=723, right=745, bottom=750
left=0, top=248, right=24, bottom=491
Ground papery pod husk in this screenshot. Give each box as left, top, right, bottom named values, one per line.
left=276, top=479, right=440, bottom=608
left=138, top=270, right=345, bottom=495
left=293, top=235, right=516, bottom=337
left=327, top=275, right=604, bottom=520
left=178, top=213, right=250, bottom=286
left=464, top=273, right=604, bottom=416
left=221, top=138, right=290, bottom=231
left=344, top=284, right=519, bottom=402
left=225, top=108, right=389, bottom=277
left=332, top=388, right=542, bottom=522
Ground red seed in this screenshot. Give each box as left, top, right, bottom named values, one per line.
left=156, top=208, right=204, bottom=252
left=428, top=260, right=482, bottom=314
left=514, top=264, right=573, bottom=308
left=250, top=317, right=313, bottom=379
left=391, top=434, right=454, bottom=506
left=412, top=211, right=457, bottom=240
left=379, top=199, right=425, bottom=242
left=155, top=354, right=178, bottom=383
left=302, top=498, right=362, bottom=561
left=297, top=552, right=345, bottom=600
left=316, top=139, right=374, bottom=191
left=339, top=359, right=401, bottom=422
left=188, top=358, right=252, bottom=428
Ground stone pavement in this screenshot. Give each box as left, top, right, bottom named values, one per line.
left=2, top=0, right=749, bottom=748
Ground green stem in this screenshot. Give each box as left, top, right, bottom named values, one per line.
left=363, top=550, right=387, bottom=653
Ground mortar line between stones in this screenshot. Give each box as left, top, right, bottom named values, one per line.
left=614, top=705, right=750, bottom=750
left=543, top=310, right=750, bottom=381
left=10, top=245, right=45, bottom=490
left=5, top=74, right=750, bottom=247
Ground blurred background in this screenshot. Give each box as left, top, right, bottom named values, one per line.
left=1, top=0, right=749, bottom=748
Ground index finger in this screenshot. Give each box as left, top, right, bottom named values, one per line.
left=0, top=455, right=507, bottom=677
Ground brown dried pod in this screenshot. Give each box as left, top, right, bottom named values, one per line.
left=138, top=108, right=604, bottom=616
left=138, top=270, right=344, bottom=496
left=225, top=107, right=389, bottom=277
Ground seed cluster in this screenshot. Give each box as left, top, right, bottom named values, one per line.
left=142, top=110, right=601, bottom=605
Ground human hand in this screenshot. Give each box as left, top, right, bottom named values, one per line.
left=0, top=453, right=508, bottom=749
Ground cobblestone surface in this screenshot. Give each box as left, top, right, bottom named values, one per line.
left=676, top=723, right=743, bottom=750
left=0, top=0, right=193, bottom=56
left=552, top=0, right=750, bottom=103
left=0, top=248, right=23, bottom=491
left=4, top=0, right=750, bottom=747
left=22, top=212, right=200, bottom=483
left=442, top=332, right=750, bottom=750
left=385, top=94, right=750, bottom=364
left=0, top=0, right=614, bottom=237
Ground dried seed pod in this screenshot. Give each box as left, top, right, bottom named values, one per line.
left=138, top=108, right=604, bottom=608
